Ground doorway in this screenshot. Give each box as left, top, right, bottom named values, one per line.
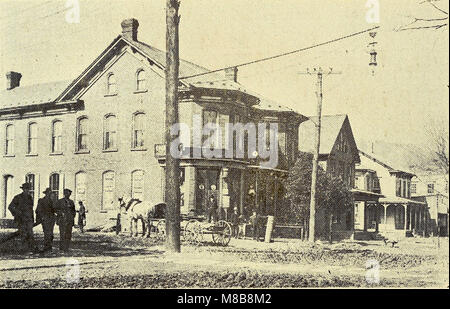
left=195, top=168, right=220, bottom=215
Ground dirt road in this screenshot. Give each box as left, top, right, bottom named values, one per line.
left=0, top=232, right=448, bottom=288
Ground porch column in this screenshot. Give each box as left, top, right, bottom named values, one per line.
left=363, top=202, right=368, bottom=231
left=221, top=168, right=230, bottom=219
left=239, top=171, right=244, bottom=215
left=415, top=207, right=420, bottom=232
left=404, top=204, right=408, bottom=230
left=384, top=203, right=387, bottom=226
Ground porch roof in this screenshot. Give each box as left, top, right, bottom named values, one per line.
left=379, top=196, right=427, bottom=205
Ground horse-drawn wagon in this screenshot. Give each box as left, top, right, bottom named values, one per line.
left=116, top=198, right=232, bottom=246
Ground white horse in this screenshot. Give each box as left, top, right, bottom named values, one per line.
left=117, top=197, right=166, bottom=237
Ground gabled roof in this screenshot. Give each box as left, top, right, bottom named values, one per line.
left=299, top=114, right=352, bottom=154
left=359, top=150, right=416, bottom=177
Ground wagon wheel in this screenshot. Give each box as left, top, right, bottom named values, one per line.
left=191, top=221, right=204, bottom=246
left=183, top=219, right=198, bottom=244
left=156, top=220, right=166, bottom=242
left=212, top=220, right=232, bottom=246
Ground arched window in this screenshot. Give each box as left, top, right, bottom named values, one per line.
left=102, top=171, right=116, bottom=210
left=76, top=117, right=88, bottom=151
left=51, top=120, right=62, bottom=153
left=25, top=174, right=35, bottom=203
left=132, top=112, right=145, bottom=148
left=75, top=171, right=87, bottom=205
left=27, top=122, right=37, bottom=154
left=136, top=69, right=146, bottom=91
left=5, top=124, right=14, bottom=155
left=106, top=73, right=117, bottom=95
left=131, top=170, right=144, bottom=201
left=49, top=173, right=60, bottom=200
left=104, top=115, right=117, bottom=150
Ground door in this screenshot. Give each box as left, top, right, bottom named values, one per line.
left=195, top=169, right=220, bottom=214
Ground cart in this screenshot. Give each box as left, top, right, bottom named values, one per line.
left=155, top=217, right=232, bottom=247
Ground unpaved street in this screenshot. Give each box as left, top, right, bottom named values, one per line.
left=1, top=231, right=448, bottom=288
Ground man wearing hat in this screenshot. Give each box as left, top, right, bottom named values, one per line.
left=8, top=183, right=38, bottom=254
left=36, top=188, right=56, bottom=252
left=54, top=189, right=76, bottom=252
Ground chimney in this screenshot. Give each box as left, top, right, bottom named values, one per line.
left=224, top=67, right=238, bottom=82
left=6, top=71, right=22, bottom=90
left=121, top=18, right=139, bottom=41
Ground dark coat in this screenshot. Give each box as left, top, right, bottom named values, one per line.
left=36, top=196, right=56, bottom=224
left=55, top=198, right=76, bottom=227
left=230, top=212, right=240, bottom=225
left=8, top=193, right=34, bottom=223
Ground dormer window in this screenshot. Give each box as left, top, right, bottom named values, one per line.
left=106, top=73, right=117, bottom=95
left=136, top=69, right=147, bottom=91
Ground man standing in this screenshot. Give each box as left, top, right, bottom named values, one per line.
left=206, top=195, right=218, bottom=223
left=230, top=207, right=240, bottom=239
left=55, top=189, right=76, bottom=252
left=8, top=183, right=38, bottom=254
left=36, top=188, right=56, bottom=252
left=250, top=210, right=262, bottom=242
left=77, top=201, right=87, bottom=233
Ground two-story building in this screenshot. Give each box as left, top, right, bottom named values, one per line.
left=298, top=114, right=360, bottom=240
left=411, top=173, right=449, bottom=236
left=355, top=150, right=427, bottom=238
left=0, top=19, right=306, bottom=229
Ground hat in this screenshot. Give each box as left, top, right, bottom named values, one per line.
left=20, top=183, right=31, bottom=190
left=78, top=200, right=83, bottom=204
left=63, top=188, right=72, bottom=193
left=42, top=188, right=52, bottom=194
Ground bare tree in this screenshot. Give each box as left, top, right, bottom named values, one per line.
left=396, top=0, right=448, bottom=31
left=425, top=117, right=449, bottom=174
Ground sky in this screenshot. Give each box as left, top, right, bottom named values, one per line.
left=0, top=0, right=448, bottom=148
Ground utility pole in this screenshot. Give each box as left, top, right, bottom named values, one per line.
left=165, top=0, right=181, bottom=252
left=299, top=67, right=341, bottom=242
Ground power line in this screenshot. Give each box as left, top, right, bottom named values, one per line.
left=180, top=25, right=380, bottom=80
left=0, top=0, right=54, bottom=20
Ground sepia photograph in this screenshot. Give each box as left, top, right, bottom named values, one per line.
left=0, top=0, right=448, bottom=294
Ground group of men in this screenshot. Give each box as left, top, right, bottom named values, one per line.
left=206, top=194, right=265, bottom=241
left=8, top=182, right=86, bottom=255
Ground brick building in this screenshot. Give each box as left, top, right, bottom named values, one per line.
left=0, top=19, right=306, bottom=229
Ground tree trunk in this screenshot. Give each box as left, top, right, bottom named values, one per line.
left=329, top=211, right=333, bottom=244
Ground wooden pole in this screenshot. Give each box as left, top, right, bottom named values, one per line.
left=165, top=0, right=181, bottom=252
left=308, top=69, right=323, bottom=242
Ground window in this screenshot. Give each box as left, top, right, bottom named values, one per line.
left=106, top=73, right=117, bottom=95
left=202, top=110, right=218, bottom=147
left=411, top=183, right=417, bottom=194
left=49, top=173, right=60, bottom=200
left=136, top=70, right=146, bottom=91
left=102, top=171, right=116, bottom=210
left=402, top=179, right=407, bottom=197
left=396, top=178, right=401, bottom=197
left=104, top=115, right=117, bottom=150
left=76, top=117, right=88, bottom=151
left=51, top=120, right=62, bottom=153
left=131, top=170, right=144, bottom=201
left=132, top=113, right=145, bottom=148
left=5, top=124, right=14, bottom=155
left=25, top=174, right=35, bottom=203
left=427, top=183, right=435, bottom=194
left=2, top=175, right=14, bottom=218
left=27, top=123, right=37, bottom=154
left=75, top=172, right=87, bottom=205
left=373, top=177, right=380, bottom=189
